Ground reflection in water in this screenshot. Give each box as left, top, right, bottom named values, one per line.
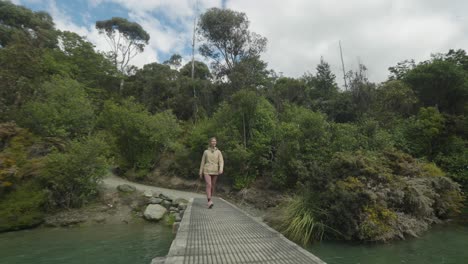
left=0, top=223, right=174, bottom=264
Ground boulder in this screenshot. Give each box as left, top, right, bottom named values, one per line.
left=143, top=190, right=153, bottom=198
left=148, top=197, right=163, bottom=204
left=117, top=184, right=136, bottom=193
left=143, top=204, right=167, bottom=221
left=175, top=214, right=182, bottom=222
left=162, top=200, right=172, bottom=208
left=151, top=257, right=166, bottom=264
left=178, top=203, right=188, bottom=210
left=172, top=198, right=188, bottom=207
left=159, top=193, right=171, bottom=201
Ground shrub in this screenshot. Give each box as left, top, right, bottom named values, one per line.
left=19, top=76, right=95, bottom=138
left=281, top=194, right=327, bottom=246
left=0, top=181, right=47, bottom=232
left=39, top=135, right=109, bottom=208
left=99, top=99, right=181, bottom=172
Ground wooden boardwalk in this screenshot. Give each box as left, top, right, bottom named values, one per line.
left=157, top=197, right=326, bottom=264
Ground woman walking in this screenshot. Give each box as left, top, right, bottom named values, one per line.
left=199, top=137, right=224, bottom=208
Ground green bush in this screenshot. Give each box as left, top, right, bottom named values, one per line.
left=319, top=150, right=464, bottom=241
left=402, top=107, right=445, bottom=157
left=19, top=76, right=95, bottom=138
left=273, top=104, right=330, bottom=187
left=0, top=181, right=47, bottom=232
left=99, top=99, right=181, bottom=172
left=39, top=135, right=109, bottom=208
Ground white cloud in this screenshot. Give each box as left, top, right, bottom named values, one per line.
left=42, top=0, right=221, bottom=71
left=38, top=0, right=468, bottom=85
left=226, top=0, right=468, bottom=85
left=89, top=0, right=222, bottom=67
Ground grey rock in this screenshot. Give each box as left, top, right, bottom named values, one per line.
left=178, top=203, right=188, bottom=210
left=151, top=257, right=166, bottom=264
left=93, top=216, right=106, bottom=223
left=143, top=190, right=153, bottom=198
left=130, top=201, right=141, bottom=210
left=175, top=198, right=189, bottom=204
left=175, top=214, right=182, bottom=222
left=148, top=197, right=163, bottom=204
left=159, top=193, right=170, bottom=201
left=117, top=184, right=136, bottom=193
left=143, top=204, right=167, bottom=221
left=44, top=215, right=87, bottom=227
left=162, top=200, right=172, bottom=208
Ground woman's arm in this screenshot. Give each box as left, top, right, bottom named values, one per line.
left=218, top=151, right=224, bottom=174
left=199, top=151, right=206, bottom=177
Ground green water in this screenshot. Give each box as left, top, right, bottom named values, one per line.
left=308, top=224, right=468, bottom=264
left=0, top=223, right=174, bottom=264
left=1, top=223, right=467, bottom=264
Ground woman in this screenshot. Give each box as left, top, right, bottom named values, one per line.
left=199, top=137, right=224, bottom=208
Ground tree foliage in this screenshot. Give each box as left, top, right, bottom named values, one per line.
left=95, top=17, right=149, bottom=74
left=198, top=8, right=267, bottom=78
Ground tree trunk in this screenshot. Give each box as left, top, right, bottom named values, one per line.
left=119, top=78, right=125, bottom=94
left=243, top=113, right=247, bottom=148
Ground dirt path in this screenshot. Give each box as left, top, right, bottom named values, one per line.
left=101, top=173, right=205, bottom=200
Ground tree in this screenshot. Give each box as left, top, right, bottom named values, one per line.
left=302, top=58, right=339, bottom=114
left=57, top=31, right=118, bottom=93
left=0, top=1, right=57, bottom=48
left=163, top=53, right=182, bottom=69
left=98, top=99, right=181, bottom=172
left=388, top=59, right=415, bottom=80
left=373, top=80, right=418, bottom=124
left=124, top=62, right=179, bottom=113
left=18, top=76, right=95, bottom=138
left=404, top=59, right=467, bottom=115
left=180, top=60, right=211, bottom=80
left=313, top=57, right=339, bottom=99
left=198, top=8, right=267, bottom=78
left=95, top=17, right=149, bottom=75
left=228, top=55, right=271, bottom=92
left=347, top=64, right=376, bottom=116
left=267, top=77, right=308, bottom=111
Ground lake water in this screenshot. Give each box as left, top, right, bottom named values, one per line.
left=1, top=222, right=467, bottom=264
left=0, top=223, right=174, bottom=264
left=307, top=224, right=468, bottom=264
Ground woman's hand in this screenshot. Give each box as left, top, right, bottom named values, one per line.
left=218, top=170, right=223, bottom=175
left=199, top=172, right=203, bottom=179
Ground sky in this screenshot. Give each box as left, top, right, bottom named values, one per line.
left=11, top=0, right=468, bottom=87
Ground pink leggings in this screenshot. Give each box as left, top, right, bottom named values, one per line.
left=204, top=173, right=218, bottom=201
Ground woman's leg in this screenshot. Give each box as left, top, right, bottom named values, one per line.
left=204, top=173, right=212, bottom=201
left=211, top=174, right=218, bottom=198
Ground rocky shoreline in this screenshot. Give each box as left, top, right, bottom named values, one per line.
left=41, top=183, right=189, bottom=234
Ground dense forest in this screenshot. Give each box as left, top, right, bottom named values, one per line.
left=0, top=1, right=466, bottom=244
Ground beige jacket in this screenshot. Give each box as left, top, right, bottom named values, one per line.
left=199, top=147, right=224, bottom=175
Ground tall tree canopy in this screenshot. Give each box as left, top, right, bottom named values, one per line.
left=198, top=8, right=267, bottom=78
left=0, top=1, right=57, bottom=48
left=95, top=17, right=150, bottom=74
